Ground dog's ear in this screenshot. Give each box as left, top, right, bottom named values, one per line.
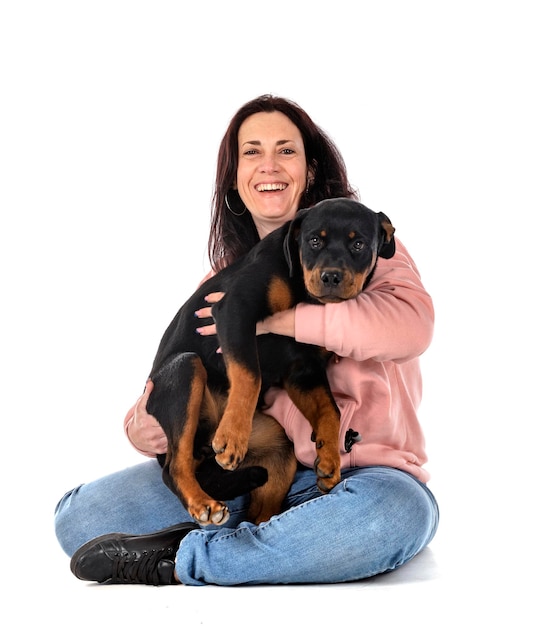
left=283, top=209, right=310, bottom=276
left=378, top=212, right=396, bottom=259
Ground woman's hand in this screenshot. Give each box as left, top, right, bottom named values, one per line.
left=195, top=291, right=295, bottom=337
left=127, top=380, right=168, bottom=455
left=195, top=291, right=295, bottom=339
left=194, top=292, right=225, bottom=336
left=257, top=308, right=296, bottom=338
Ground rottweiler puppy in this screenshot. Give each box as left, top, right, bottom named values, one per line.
left=147, top=198, right=395, bottom=525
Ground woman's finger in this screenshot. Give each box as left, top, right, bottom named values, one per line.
left=196, top=323, right=217, bottom=336
left=204, top=291, right=225, bottom=304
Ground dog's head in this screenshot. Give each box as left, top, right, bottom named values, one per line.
left=284, top=198, right=395, bottom=303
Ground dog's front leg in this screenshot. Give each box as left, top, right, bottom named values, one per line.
left=210, top=296, right=262, bottom=471
left=211, top=358, right=261, bottom=471
left=285, top=382, right=341, bottom=493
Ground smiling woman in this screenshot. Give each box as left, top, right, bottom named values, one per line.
left=208, top=95, right=357, bottom=273
left=235, top=111, right=312, bottom=238
left=55, top=94, right=439, bottom=588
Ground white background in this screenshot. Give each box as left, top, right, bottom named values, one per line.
left=1, top=1, right=539, bottom=623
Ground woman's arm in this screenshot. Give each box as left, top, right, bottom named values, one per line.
left=196, top=240, right=432, bottom=362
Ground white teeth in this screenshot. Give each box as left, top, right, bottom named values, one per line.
left=256, top=183, right=287, bottom=192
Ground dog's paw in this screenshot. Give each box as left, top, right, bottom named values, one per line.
left=212, top=421, right=250, bottom=471
left=314, top=451, right=340, bottom=493
left=212, top=442, right=249, bottom=471
left=310, top=422, right=340, bottom=492
left=189, top=501, right=230, bottom=526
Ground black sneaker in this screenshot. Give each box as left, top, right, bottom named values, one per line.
left=70, top=522, right=199, bottom=585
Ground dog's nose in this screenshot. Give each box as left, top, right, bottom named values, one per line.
left=320, top=270, right=343, bottom=287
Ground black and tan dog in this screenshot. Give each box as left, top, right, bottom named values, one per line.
left=147, top=198, right=395, bottom=526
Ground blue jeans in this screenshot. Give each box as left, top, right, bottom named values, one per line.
left=55, top=461, right=439, bottom=586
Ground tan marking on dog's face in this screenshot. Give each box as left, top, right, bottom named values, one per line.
left=302, top=264, right=375, bottom=303
left=267, top=275, right=294, bottom=313
left=300, top=227, right=379, bottom=302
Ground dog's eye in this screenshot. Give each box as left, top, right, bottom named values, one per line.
left=309, top=236, right=323, bottom=249
left=352, top=240, right=365, bottom=252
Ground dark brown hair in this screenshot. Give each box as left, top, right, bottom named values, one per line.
left=208, top=94, right=358, bottom=272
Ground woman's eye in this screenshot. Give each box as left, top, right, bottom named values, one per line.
left=280, top=148, right=294, bottom=155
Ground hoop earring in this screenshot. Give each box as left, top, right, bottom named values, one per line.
left=225, top=190, right=247, bottom=216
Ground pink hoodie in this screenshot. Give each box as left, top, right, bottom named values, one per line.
left=263, top=238, right=434, bottom=482
left=125, top=238, right=434, bottom=482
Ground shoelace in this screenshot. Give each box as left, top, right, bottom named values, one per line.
left=111, top=547, right=175, bottom=584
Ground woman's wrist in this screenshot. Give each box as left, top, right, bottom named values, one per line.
left=258, top=307, right=296, bottom=338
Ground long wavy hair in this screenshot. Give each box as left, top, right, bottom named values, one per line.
left=208, top=94, right=358, bottom=272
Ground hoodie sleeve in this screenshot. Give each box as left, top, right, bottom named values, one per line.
left=294, top=238, right=434, bottom=363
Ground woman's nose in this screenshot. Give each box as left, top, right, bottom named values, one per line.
left=259, top=153, right=279, bottom=172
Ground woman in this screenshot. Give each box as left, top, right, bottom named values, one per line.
left=55, top=94, right=439, bottom=586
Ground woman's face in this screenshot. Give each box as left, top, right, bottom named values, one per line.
left=236, top=111, right=310, bottom=238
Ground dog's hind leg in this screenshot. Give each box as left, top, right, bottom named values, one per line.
left=194, top=393, right=271, bottom=504
left=199, top=413, right=296, bottom=524
left=241, top=413, right=297, bottom=524
left=148, top=352, right=230, bottom=525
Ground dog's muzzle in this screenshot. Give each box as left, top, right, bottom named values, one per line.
left=304, top=265, right=368, bottom=303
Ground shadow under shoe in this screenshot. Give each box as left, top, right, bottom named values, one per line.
left=70, top=522, right=199, bottom=585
